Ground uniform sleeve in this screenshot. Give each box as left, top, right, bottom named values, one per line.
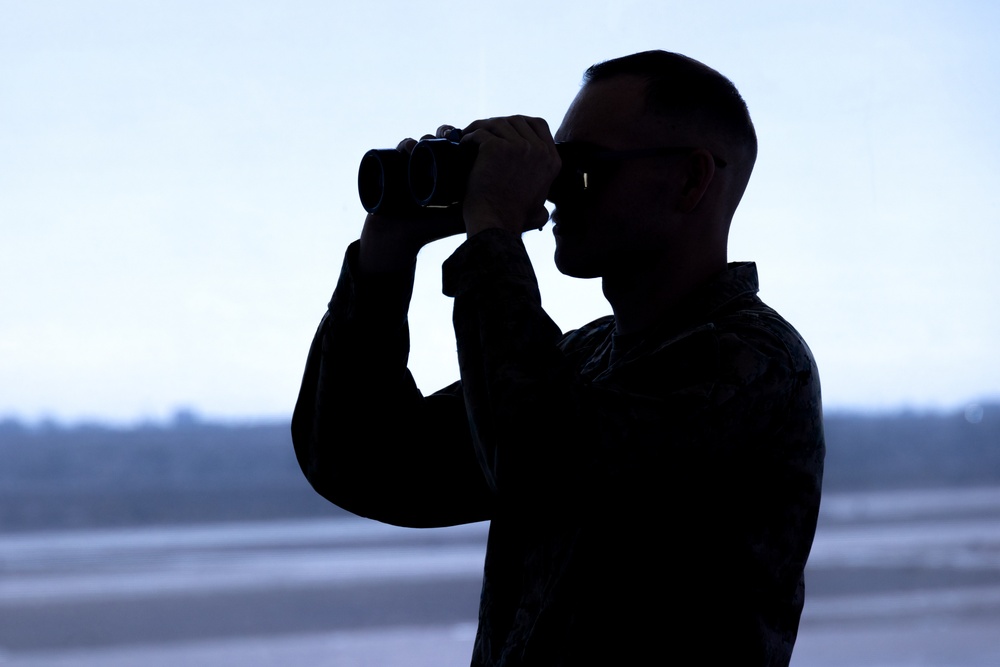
left=291, top=241, right=494, bottom=528
left=442, top=229, right=586, bottom=512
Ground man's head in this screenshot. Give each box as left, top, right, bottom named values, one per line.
left=550, top=51, right=756, bottom=287
left=582, top=50, right=757, bottom=183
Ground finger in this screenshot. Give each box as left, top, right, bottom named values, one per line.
left=460, top=117, right=510, bottom=143
left=522, top=116, right=554, bottom=143
left=505, top=115, right=535, bottom=140
left=530, top=205, right=550, bottom=231
left=435, top=124, right=462, bottom=141
left=505, top=116, right=556, bottom=149
left=458, top=120, right=517, bottom=150
left=396, top=138, right=418, bottom=152
left=463, top=115, right=549, bottom=140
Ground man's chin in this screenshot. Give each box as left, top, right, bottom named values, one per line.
left=554, top=247, right=601, bottom=279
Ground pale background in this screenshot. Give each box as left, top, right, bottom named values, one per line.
left=2, top=0, right=998, bottom=424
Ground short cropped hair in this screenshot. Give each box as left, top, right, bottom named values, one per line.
left=584, top=50, right=757, bottom=164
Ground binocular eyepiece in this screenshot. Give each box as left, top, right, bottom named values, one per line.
left=358, top=138, right=476, bottom=214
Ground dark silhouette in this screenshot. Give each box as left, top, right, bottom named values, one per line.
left=292, top=51, right=824, bottom=665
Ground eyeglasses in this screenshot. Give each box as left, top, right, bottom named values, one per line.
left=549, top=141, right=727, bottom=200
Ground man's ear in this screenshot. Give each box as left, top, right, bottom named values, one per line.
left=677, top=149, right=716, bottom=213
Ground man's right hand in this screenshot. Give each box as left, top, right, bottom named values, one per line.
left=357, top=135, right=466, bottom=274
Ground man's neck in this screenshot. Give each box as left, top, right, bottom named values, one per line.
left=603, top=254, right=726, bottom=335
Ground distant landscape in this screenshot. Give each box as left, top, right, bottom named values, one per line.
left=1, top=403, right=998, bottom=532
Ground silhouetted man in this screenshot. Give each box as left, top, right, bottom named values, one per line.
left=293, top=50, right=824, bottom=666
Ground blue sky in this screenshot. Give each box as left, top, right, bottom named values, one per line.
left=2, top=1, right=998, bottom=423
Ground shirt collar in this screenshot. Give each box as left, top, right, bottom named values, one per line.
left=610, top=261, right=760, bottom=349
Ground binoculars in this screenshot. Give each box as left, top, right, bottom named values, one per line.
left=358, top=138, right=476, bottom=214
left=358, top=139, right=584, bottom=215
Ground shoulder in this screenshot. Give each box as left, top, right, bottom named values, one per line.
left=558, top=315, right=615, bottom=349
left=710, top=294, right=822, bottom=429
left=716, top=296, right=817, bottom=369
left=622, top=291, right=822, bottom=427
left=705, top=295, right=823, bottom=440
left=706, top=262, right=818, bottom=379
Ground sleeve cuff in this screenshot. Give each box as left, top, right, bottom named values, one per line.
left=442, top=229, right=538, bottom=298
left=330, top=240, right=416, bottom=326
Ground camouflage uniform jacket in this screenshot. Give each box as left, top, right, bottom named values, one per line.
left=292, top=228, right=825, bottom=666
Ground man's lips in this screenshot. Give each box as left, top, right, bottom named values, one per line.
left=551, top=210, right=576, bottom=237
left=551, top=210, right=566, bottom=234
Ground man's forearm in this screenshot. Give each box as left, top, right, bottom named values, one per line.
left=291, top=241, right=492, bottom=527
left=443, top=230, right=588, bottom=510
